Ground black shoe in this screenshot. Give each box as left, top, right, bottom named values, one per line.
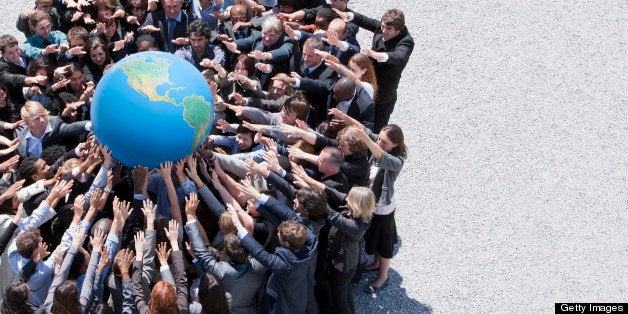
left=365, top=279, right=389, bottom=294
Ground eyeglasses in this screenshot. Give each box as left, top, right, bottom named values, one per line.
left=36, top=23, right=52, bottom=32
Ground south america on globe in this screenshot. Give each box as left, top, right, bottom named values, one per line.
left=91, top=51, right=214, bottom=168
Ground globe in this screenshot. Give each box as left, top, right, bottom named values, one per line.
left=91, top=51, right=214, bottom=169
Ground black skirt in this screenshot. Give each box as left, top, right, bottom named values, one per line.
left=365, top=211, right=398, bottom=258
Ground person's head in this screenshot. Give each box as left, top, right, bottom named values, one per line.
left=29, top=11, right=54, bottom=39
left=0, top=35, right=21, bottom=64
left=336, top=125, right=367, bottom=157
left=187, top=19, right=211, bottom=56
left=92, top=218, right=113, bottom=236
left=332, top=77, right=356, bottom=102
left=294, top=187, right=326, bottom=219
left=314, top=7, right=337, bottom=31
left=135, top=34, right=157, bottom=52
left=379, top=124, right=407, bottom=158
left=290, top=140, right=317, bottom=169
left=197, top=273, right=230, bottom=313
left=223, top=233, right=248, bottom=264
left=68, top=248, right=89, bottom=280
left=26, top=57, right=53, bottom=84
left=64, top=62, right=85, bottom=91
left=233, top=53, right=254, bottom=76
left=281, top=92, right=309, bottom=124
left=277, top=220, right=307, bottom=250
left=21, top=101, right=50, bottom=137
left=18, top=156, right=51, bottom=185
left=60, top=158, right=81, bottom=177
left=86, top=37, right=111, bottom=68
left=0, top=185, right=19, bottom=214
left=161, top=0, right=183, bottom=19
left=261, top=16, right=283, bottom=47
left=346, top=186, right=374, bottom=223
left=126, top=0, right=148, bottom=21
left=327, top=18, right=347, bottom=41
left=67, top=26, right=89, bottom=49
left=2, top=281, right=32, bottom=314
left=350, top=55, right=377, bottom=97
left=380, top=9, right=404, bottom=41
left=35, top=0, right=54, bottom=12
left=235, top=124, right=255, bottom=152
left=219, top=212, right=236, bottom=235
left=329, top=0, right=349, bottom=10
left=16, top=228, right=42, bottom=260
left=230, top=4, right=249, bottom=23
left=277, top=0, right=299, bottom=13
left=268, top=73, right=293, bottom=99
left=148, top=281, right=178, bottom=313
left=302, top=37, right=325, bottom=68
left=317, top=146, right=344, bottom=175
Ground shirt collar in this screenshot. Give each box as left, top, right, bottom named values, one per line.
left=25, top=122, right=53, bottom=139
left=168, top=11, right=183, bottom=22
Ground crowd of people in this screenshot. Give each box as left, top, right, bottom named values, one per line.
left=0, top=0, right=413, bottom=312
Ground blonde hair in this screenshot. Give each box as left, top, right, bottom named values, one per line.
left=60, top=158, right=81, bottom=177
left=346, top=186, right=375, bottom=223
left=20, top=101, right=48, bottom=120
left=219, top=212, right=236, bottom=235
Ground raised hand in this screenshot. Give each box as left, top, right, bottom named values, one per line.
left=184, top=192, right=199, bottom=220
left=115, top=248, right=135, bottom=279
left=164, top=219, right=180, bottom=251
left=244, top=158, right=269, bottom=177
left=237, top=176, right=262, bottom=202
left=141, top=199, right=156, bottom=229
left=91, top=228, right=106, bottom=252
left=0, top=155, right=20, bottom=172
left=134, top=231, right=146, bottom=262
left=155, top=242, right=171, bottom=265
left=97, top=245, right=111, bottom=273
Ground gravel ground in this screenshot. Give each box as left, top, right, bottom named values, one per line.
left=2, top=1, right=626, bottom=313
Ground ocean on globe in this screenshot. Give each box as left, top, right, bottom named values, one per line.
left=91, top=51, right=214, bottom=169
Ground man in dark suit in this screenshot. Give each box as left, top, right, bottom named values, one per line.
left=14, top=101, right=91, bottom=158
left=223, top=16, right=296, bottom=90
left=0, top=35, right=46, bottom=119
left=216, top=4, right=255, bottom=71
left=297, top=37, right=335, bottom=80
left=337, top=8, right=414, bottom=132
left=140, top=0, right=191, bottom=53
left=296, top=76, right=375, bottom=131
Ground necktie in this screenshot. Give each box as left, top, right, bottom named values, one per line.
left=237, top=29, right=246, bottom=39
left=167, top=18, right=176, bottom=52
left=303, top=68, right=310, bottom=77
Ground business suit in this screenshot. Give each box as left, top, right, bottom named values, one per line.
left=14, top=115, right=89, bottom=158
left=142, top=9, right=191, bottom=53
left=299, top=77, right=375, bottom=131
left=218, top=21, right=255, bottom=71
left=0, top=57, right=29, bottom=108
left=186, top=220, right=266, bottom=313
left=233, top=33, right=296, bottom=89
left=351, top=12, right=414, bottom=132
left=239, top=209, right=318, bottom=314
left=298, top=31, right=360, bottom=66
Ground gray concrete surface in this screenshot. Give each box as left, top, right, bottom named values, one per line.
left=2, top=1, right=626, bottom=312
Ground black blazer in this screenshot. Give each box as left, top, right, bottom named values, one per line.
left=142, top=9, right=191, bottom=53
left=0, top=58, right=29, bottom=105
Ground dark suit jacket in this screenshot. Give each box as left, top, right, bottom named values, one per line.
left=142, top=9, right=191, bottom=53
left=298, top=31, right=360, bottom=65
left=352, top=12, right=415, bottom=104
left=298, top=62, right=336, bottom=81
left=240, top=230, right=316, bottom=314
left=0, top=58, right=29, bottom=106
left=325, top=206, right=370, bottom=275
left=233, top=33, right=296, bottom=89
left=14, top=116, right=89, bottom=158
left=299, top=78, right=375, bottom=130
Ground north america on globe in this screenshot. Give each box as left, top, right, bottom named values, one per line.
left=91, top=51, right=214, bottom=168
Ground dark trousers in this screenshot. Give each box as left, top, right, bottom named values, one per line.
left=374, top=100, right=397, bottom=133
left=328, top=268, right=355, bottom=314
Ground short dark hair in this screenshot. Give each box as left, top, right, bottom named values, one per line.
left=0, top=35, right=18, bottom=54
left=321, top=146, right=344, bottom=169
left=41, top=145, right=66, bottom=166
left=223, top=234, right=248, bottom=264
left=303, top=36, right=325, bottom=51
left=316, top=7, right=338, bottom=23
left=198, top=273, right=229, bottom=313
left=52, top=281, right=79, bottom=313
left=295, top=187, right=326, bottom=219
left=236, top=124, right=254, bottom=136
left=135, top=34, right=156, bottom=48
left=187, top=19, right=211, bottom=38
left=18, top=156, right=40, bottom=185
left=277, top=220, right=307, bottom=250
left=28, top=11, right=53, bottom=31
left=67, top=26, right=90, bottom=44
left=282, top=91, right=309, bottom=121
left=381, top=8, right=405, bottom=31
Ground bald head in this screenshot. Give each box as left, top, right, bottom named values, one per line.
left=328, top=18, right=347, bottom=40
left=231, top=4, right=248, bottom=22
left=333, top=77, right=356, bottom=102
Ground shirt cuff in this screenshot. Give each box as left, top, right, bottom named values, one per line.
left=294, top=30, right=302, bottom=40
left=186, top=220, right=197, bottom=225
left=160, top=265, right=170, bottom=272
left=293, top=78, right=301, bottom=88
left=236, top=228, right=248, bottom=239
left=346, top=12, right=354, bottom=22
left=339, top=41, right=349, bottom=52
left=378, top=52, right=390, bottom=63
left=133, top=193, right=145, bottom=200
left=254, top=193, right=270, bottom=208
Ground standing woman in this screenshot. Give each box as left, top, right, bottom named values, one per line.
left=354, top=124, right=407, bottom=293
left=82, top=37, right=112, bottom=84
left=326, top=186, right=374, bottom=313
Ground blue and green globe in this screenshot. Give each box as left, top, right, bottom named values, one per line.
left=91, top=51, right=213, bottom=168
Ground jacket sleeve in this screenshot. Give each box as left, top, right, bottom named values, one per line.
left=351, top=11, right=381, bottom=33
left=42, top=245, right=79, bottom=313
left=0, top=222, right=18, bottom=256
left=239, top=233, right=293, bottom=276
left=376, top=152, right=404, bottom=172
left=170, top=250, right=189, bottom=313
left=325, top=206, right=367, bottom=238
left=265, top=171, right=297, bottom=200
left=79, top=250, right=101, bottom=312
left=141, top=229, right=156, bottom=296
left=196, top=184, right=226, bottom=218
left=132, top=260, right=149, bottom=312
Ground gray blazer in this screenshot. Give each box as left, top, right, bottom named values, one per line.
left=14, top=116, right=89, bottom=157
left=185, top=221, right=266, bottom=314
left=365, top=129, right=405, bottom=207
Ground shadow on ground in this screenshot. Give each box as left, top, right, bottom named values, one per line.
left=353, top=237, right=432, bottom=313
